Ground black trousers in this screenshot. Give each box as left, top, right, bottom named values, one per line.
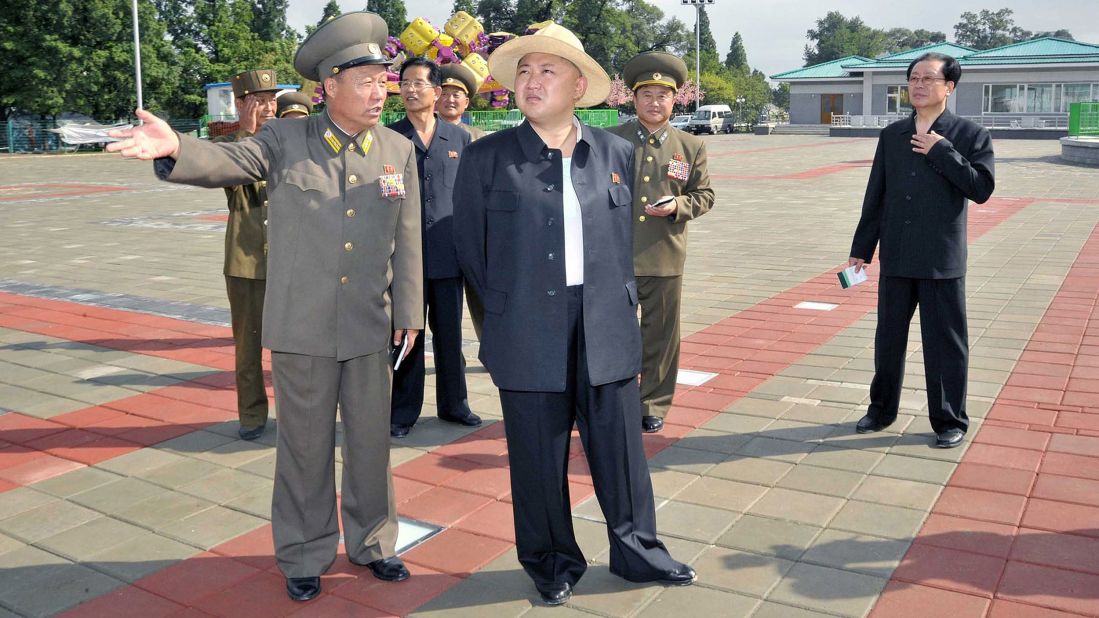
left=499, top=286, right=678, bottom=588
left=867, top=276, right=969, bottom=434
left=392, top=276, right=473, bottom=426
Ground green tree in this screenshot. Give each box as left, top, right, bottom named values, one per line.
left=1035, top=29, right=1073, bottom=40
left=724, top=31, right=748, bottom=74
left=475, top=0, right=515, bottom=33
left=883, top=28, right=945, bottom=54
left=803, top=11, right=887, bottom=65
left=684, top=6, right=721, bottom=74
left=772, top=82, right=790, bottom=111
left=451, top=0, right=477, bottom=15
left=699, top=71, right=732, bottom=105
left=306, top=1, right=342, bottom=36
left=512, top=0, right=554, bottom=32
left=366, top=0, right=408, bottom=37
left=953, top=8, right=1032, bottom=50
left=254, top=0, right=293, bottom=41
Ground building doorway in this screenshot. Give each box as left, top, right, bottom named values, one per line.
left=820, top=94, right=844, bottom=124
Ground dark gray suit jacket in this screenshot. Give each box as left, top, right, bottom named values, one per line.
left=851, top=109, right=995, bottom=279
left=387, top=116, right=471, bottom=279
left=453, top=120, right=641, bottom=392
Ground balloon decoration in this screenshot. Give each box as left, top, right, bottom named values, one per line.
left=381, top=11, right=536, bottom=108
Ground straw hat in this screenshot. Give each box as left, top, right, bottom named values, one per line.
left=487, top=23, right=610, bottom=108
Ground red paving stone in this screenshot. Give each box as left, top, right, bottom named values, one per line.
left=134, top=552, right=263, bottom=607
left=874, top=220, right=1099, bottom=618
left=55, top=585, right=184, bottom=618
left=869, top=581, right=990, bottom=618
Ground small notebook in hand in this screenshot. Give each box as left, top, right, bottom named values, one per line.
left=838, top=265, right=868, bottom=289
left=391, top=335, right=411, bottom=370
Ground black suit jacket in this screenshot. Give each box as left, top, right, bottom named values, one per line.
left=850, top=109, right=995, bottom=279
left=453, top=120, right=641, bottom=392
left=388, top=116, right=471, bottom=279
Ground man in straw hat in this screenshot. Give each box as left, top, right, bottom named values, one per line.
left=215, top=69, right=280, bottom=443
left=453, top=23, right=696, bottom=606
left=108, top=10, right=422, bottom=602
left=608, top=52, right=714, bottom=435
left=276, top=90, right=313, bottom=119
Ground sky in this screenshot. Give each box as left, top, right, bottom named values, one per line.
left=285, top=0, right=1099, bottom=78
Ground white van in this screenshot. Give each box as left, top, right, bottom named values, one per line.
left=687, top=104, right=732, bottom=135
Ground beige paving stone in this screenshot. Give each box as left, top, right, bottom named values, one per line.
left=647, top=445, right=727, bottom=476
left=648, top=468, right=700, bottom=499
left=850, top=475, right=943, bottom=512
left=799, top=444, right=884, bottom=473
left=692, top=546, right=795, bottom=597
left=224, top=484, right=273, bottom=519
left=1, top=562, right=123, bottom=618
left=702, top=413, right=773, bottom=435
left=746, top=488, right=846, bottom=527
left=751, top=601, right=840, bottom=618
left=410, top=548, right=534, bottom=617
left=888, top=432, right=970, bottom=462
left=31, top=465, right=122, bottom=498
left=85, top=531, right=200, bottom=583
left=564, top=565, right=661, bottom=616
left=655, top=500, right=739, bottom=543
left=776, top=465, right=865, bottom=499
left=716, top=514, right=822, bottom=561
left=708, top=456, right=794, bottom=487
left=157, top=505, right=267, bottom=549
left=142, top=455, right=224, bottom=487
left=637, top=585, right=759, bottom=618
left=117, top=491, right=215, bottom=529
left=94, top=447, right=187, bottom=477
left=869, top=453, right=957, bottom=486
left=733, top=436, right=813, bottom=464
left=799, top=529, right=910, bottom=578
left=780, top=403, right=857, bottom=425
left=0, top=488, right=56, bottom=521
left=722, top=398, right=795, bottom=419
left=0, top=532, right=23, bottom=556
left=155, top=429, right=237, bottom=457
left=677, top=428, right=754, bottom=455
left=675, top=475, right=768, bottom=513
left=237, top=451, right=277, bottom=478
left=69, top=477, right=165, bottom=514
left=177, top=467, right=272, bottom=504
left=0, top=499, right=101, bottom=544
left=767, top=562, right=887, bottom=617
left=828, top=501, right=927, bottom=540
left=35, top=516, right=148, bottom=562
left=760, top=419, right=840, bottom=444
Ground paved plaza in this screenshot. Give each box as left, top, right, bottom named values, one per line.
left=0, top=134, right=1097, bottom=617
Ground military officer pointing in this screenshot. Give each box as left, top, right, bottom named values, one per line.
left=608, top=52, right=714, bottom=434
left=216, top=69, right=279, bottom=441
left=108, top=11, right=423, bottom=603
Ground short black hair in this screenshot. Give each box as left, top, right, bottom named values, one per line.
left=399, top=57, right=441, bottom=86
left=907, top=53, right=961, bottom=85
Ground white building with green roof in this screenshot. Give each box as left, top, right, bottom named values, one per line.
left=771, top=37, right=1099, bottom=131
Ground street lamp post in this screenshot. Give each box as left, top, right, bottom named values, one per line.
left=680, top=0, right=715, bottom=111
left=131, top=0, right=144, bottom=111
left=735, top=95, right=745, bottom=132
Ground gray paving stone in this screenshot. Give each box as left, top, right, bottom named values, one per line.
left=708, top=456, right=794, bottom=487
left=637, top=585, right=759, bottom=618
left=776, top=464, right=866, bottom=498
left=747, top=488, right=846, bottom=527
left=655, top=500, right=739, bottom=543
left=767, top=562, right=887, bottom=617
left=828, top=501, right=928, bottom=540
left=692, top=546, right=795, bottom=597
left=0, top=488, right=56, bottom=521
left=799, top=529, right=911, bottom=578
left=35, top=516, right=149, bottom=562
left=0, top=500, right=101, bottom=544
left=85, top=532, right=199, bottom=583
left=717, top=514, right=823, bottom=561
left=850, top=475, right=943, bottom=512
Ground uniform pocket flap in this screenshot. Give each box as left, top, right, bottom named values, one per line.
left=483, top=288, right=508, bottom=314
left=610, top=184, right=631, bottom=207
left=283, top=169, right=327, bottom=192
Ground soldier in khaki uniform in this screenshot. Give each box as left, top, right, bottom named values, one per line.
left=436, top=64, right=486, bottom=140
left=276, top=91, right=313, bottom=119
left=608, top=52, right=715, bottom=434
left=109, top=11, right=422, bottom=603
left=216, top=69, right=278, bottom=441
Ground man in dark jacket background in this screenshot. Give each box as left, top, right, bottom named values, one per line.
left=848, top=52, right=995, bottom=449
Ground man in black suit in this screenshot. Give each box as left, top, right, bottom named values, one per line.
left=453, top=24, right=695, bottom=606
left=387, top=57, right=482, bottom=438
left=849, top=52, right=995, bottom=449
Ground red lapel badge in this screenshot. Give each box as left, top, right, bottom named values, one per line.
left=383, top=164, right=396, bottom=174
left=448, top=150, right=458, bottom=158
left=611, top=172, right=620, bottom=184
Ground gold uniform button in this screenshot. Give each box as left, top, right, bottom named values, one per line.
left=648, top=138, right=655, bottom=144
left=348, top=174, right=359, bottom=184
left=263, top=200, right=269, bottom=207
left=344, top=242, right=353, bottom=251
left=639, top=215, right=647, bottom=222
left=263, top=219, right=268, bottom=226
left=348, top=143, right=356, bottom=152
left=346, top=208, right=356, bottom=217
left=643, top=175, right=650, bottom=182
left=646, top=156, right=654, bottom=162
left=340, top=276, right=349, bottom=284
left=640, top=196, right=648, bottom=204
left=259, top=181, right=267, bottom=188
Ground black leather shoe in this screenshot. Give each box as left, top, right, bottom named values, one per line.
left=536, top=582, right=572, bottom=606
left=855, top=414, right=892, bottom=434
left=361, top=556, right=410, bottom=582
left=286, top=576, right=320, bottom=601
left=238, top=424, right=265, bottom=441
left=642, top=416, right=664, bottom=433
left=390, top=424, right=411, bottom=438
left=439, top=412, right=483, bottom=427
left=935, top=428, right=966, bottom=449
left=658, top=563, right=697, bottom=586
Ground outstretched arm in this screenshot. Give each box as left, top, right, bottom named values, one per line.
left=107, top=109, right=180, bottom=160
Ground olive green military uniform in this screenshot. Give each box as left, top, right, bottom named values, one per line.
left=215, top=127, right=269, bottom=432
left=154, top=12, right=424, bottom=580
left=276, top=91, right=313, bottom=118
left=608, top=52, right=715, bottom=420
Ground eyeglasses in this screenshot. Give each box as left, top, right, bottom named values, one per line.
left=399, top=80, right=434, bottom=90
left=907, top=76, right=947, bottom=86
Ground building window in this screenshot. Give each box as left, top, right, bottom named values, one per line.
left=886, top=85, right=911, bottom=114
left=984, top=83, right=1098, bottom=113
